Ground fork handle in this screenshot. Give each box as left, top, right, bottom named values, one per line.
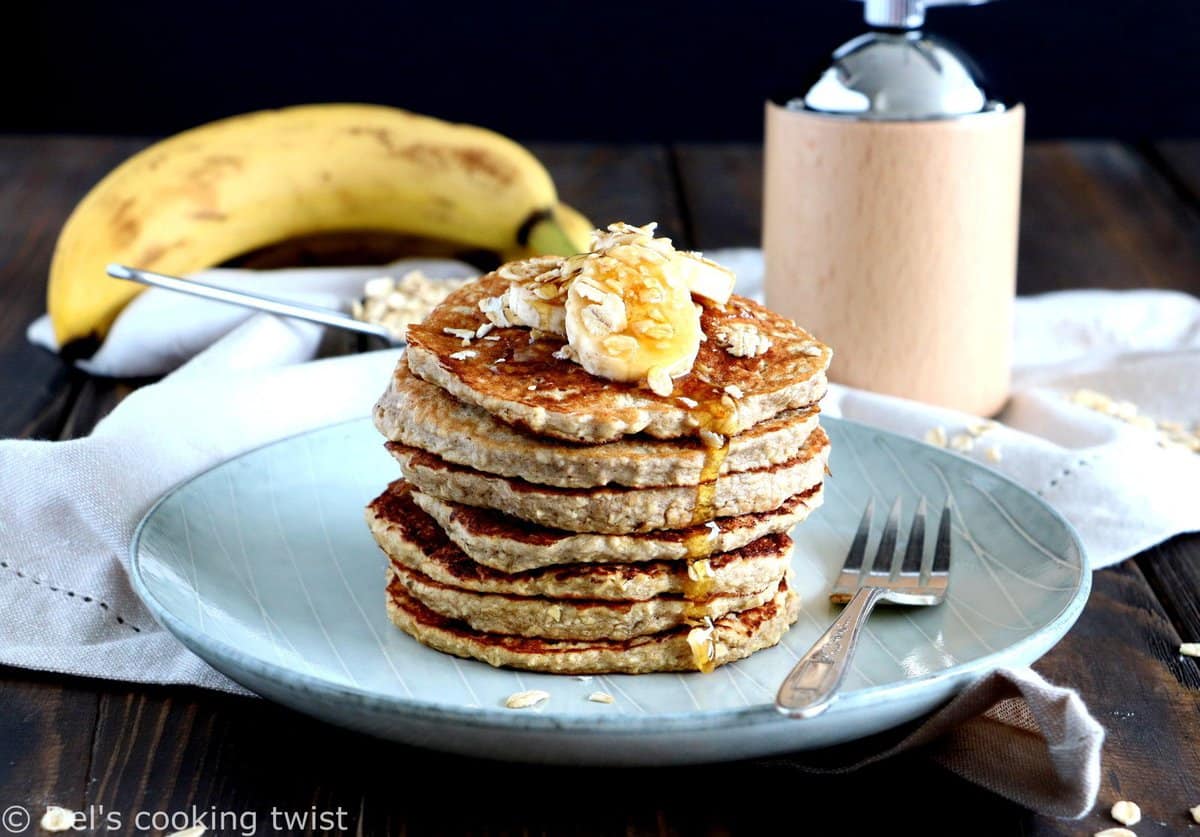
left=106, top=263, right=399, bottom=345
left=776, top=586, right=885, bottom=718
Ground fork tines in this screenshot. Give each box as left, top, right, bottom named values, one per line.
left=831, top=497, right=951, bottom=605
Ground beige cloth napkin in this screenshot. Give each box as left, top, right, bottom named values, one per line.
left=763, top=668, right=1103, bottom=819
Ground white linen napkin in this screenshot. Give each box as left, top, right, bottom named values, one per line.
left=6, top=251, right=1197, bottom=817
left=14, top=259, right=475, bottom=690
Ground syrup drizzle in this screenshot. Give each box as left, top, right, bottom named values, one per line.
left=681, top=391, right=738, bottom=673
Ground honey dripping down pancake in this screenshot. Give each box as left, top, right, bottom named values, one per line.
left=369, top=221, right=829, bottom=675
left=681, top=375, right=743, bottom=637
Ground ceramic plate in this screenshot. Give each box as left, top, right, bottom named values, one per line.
left=130, top=416, right=1088, bottom=765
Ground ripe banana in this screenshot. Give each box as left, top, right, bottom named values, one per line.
left=48, top=103, right=591, bottom=350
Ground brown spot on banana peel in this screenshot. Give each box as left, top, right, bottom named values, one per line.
left=348, top=125, right=399, bottom=153
left=447, top=147, right=516, bottom=186
left=109, top=197, right=140, bottom=248
left=400, top=144, right=517, bottom=187
left=346, top=126, right=517, bottom=186
left=186, top=154, right=243, bottom=186
left=135, top=238, right=187, bottom=269
left=137, top=244, right=167, bottom=267
left=170, top=155, right=242, bottom=221
left=421, top=199, right=458, bottom=225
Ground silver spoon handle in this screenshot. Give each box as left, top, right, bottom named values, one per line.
left=106, top=263, right=400, bottom=345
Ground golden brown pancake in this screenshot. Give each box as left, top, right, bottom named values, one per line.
left=386, top=572, right=802, bottom=674
left=404, top=273, right=831, bottom=443
left=374, top=361, right=822, bottom=489
left=388, top=558, right=780, bottom=641
left=366, top=482, right=795, bottom=599
left=387, top=426, right=830, bottom=534
left=409, top=484, right=822, bottom=572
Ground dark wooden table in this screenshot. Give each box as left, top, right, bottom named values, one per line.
left=2, top=137, right=1199, bottom=836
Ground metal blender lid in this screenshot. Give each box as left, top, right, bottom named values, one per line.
left=789, top=0, right=1004, bottom=120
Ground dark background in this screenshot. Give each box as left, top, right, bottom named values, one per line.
left=6, top=0, right=1199, bottom=141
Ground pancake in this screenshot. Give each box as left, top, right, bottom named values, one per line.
left=374, top=361, right=821, bottom=489
left=412, top=484, right=820, bottom=572
left=367, top=482, right=794, bottom=599
left=387, top=426, right=830, bottom=534
left=405, top=272, right=831, bottom=444
left=389, top=559, right=780, bottom=641
left=386, top=572, right=802, bottom=674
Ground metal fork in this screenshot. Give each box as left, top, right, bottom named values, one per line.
left=775, top=498, right=952, bottom=718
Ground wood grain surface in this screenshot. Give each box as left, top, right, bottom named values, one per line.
left=1, top=136, right=1198, bottom=836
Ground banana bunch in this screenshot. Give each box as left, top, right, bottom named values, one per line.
left=48, top=104, right=592, bottom=350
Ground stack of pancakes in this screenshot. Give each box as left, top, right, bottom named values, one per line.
left=366, top=271, right=832, bottom=674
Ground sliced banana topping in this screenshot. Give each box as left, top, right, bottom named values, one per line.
left=589, top=222, right=735, bottom=305
left=484, top=255, right=570, bottom=333
left=672, top=250, right=735, bottom=305
left=565, top=246, right=701, bottom=390
left=478, top=222, right=736, bottom=394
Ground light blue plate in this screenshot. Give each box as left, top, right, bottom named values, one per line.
left=130, top=416, right=1088, bottom=765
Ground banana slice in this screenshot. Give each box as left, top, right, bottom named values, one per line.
left=480, top=227, right=732, bottom=326
left=592, top=222, right=734, bottom=304
left=492, top=256, right=570, bottom=334
left=674, top=251, right=734, bottom=305
left=479, top=223, right=730, bottom=395
left=564, top=245, right=701, bottom=395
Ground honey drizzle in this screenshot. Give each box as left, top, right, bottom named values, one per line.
left=686, top=618, right=717, bottom=674
left=681, top=392, right=737, bottom=672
